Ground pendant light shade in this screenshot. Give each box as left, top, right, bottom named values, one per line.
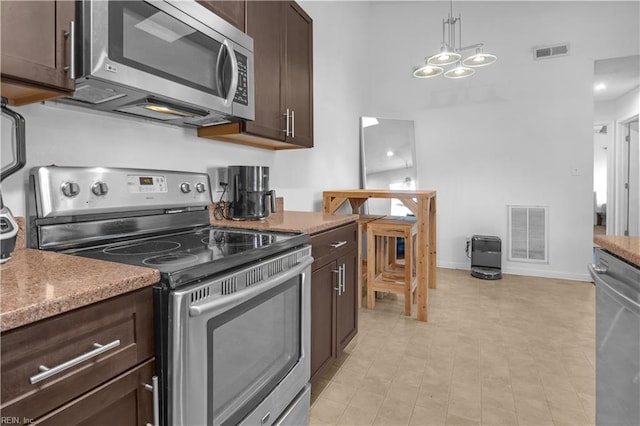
left=462, top=48, right=497, bottom=67
left=444, top=62, right=475, bottom=79
left=427, top=48, right=461, bottom=66
left=412, top=0, right=496, bottom=80
left=413, top=64, right=444, bottom=78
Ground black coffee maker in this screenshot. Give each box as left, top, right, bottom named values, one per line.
left=227, top=166, right=276, bottom=220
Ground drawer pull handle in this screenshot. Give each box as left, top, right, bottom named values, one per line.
left=29, top=339, right=121, bottom=384
left=330, top=241, right=347, bottom=248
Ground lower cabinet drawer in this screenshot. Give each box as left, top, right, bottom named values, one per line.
left=311, top=222, right=357, bottom=269
left=0, top=287, right=154, bottom=422
left=33, top=358, right=155, bottom=426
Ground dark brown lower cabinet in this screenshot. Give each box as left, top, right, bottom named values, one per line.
left=35, top=359, right=155, bottom=426
left=0, top=287, right=155, bottom=425
left=310, top=223, right=358, bottom=383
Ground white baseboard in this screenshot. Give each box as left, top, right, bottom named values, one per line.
left=436, top=261, right=592, bottom=282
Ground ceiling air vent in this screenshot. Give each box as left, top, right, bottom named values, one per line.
left=533, top=43, right=569, bottom=60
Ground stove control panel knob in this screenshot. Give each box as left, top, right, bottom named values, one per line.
left=91, top=182, right=109, bottom=196
left=180, top=182, right=192, bottom=193
left=195, top=182, right=207, bottom=193
left=61, top=181, right=80, bottom=198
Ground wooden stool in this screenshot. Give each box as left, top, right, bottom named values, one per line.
left=356, top=215, right=385, bottom=308
left=366, top=216, right=418, bottom=316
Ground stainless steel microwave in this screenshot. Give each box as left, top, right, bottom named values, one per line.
left=63, top=0, right=254, bottom=127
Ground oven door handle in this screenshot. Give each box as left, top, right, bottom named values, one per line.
left=189, top=256, right=313, bottom=317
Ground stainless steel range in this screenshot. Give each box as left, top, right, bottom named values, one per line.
left=27, top=166, right=312, bottom=426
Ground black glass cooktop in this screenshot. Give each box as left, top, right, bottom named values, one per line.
left=69, top=226, right=309, bottom=288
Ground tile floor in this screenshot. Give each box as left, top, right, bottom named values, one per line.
left=309, top=268, right=595, bottom=426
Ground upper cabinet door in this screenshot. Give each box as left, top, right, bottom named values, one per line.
left=197, top=1, right=246, bottom=32
left=244, top=1, right=286, bottom=141
left=197, top=0, right=313, bottom=149
left=1, top=0, right=75, bottom=104
left=283, top=2, right=313, bottom=148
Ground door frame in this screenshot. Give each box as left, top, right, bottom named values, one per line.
left=610, top=114, right=640, bottom=235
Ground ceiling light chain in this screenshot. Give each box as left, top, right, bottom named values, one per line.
left=413, top=0, right=497, bottom=79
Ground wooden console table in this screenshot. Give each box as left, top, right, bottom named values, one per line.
left=322, top=190, right=436, bottom=321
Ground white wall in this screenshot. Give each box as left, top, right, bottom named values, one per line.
left=366, top=1, right=639, bottom=280
left=0, top=1, right=370, bottom=218
left=273, top=1, right=370, bottom=212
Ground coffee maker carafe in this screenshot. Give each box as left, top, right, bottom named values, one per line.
left=227, top=166, right=276, bottom=220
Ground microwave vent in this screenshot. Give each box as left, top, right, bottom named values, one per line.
left=533, top=43, right=570, bottom=60
left=72, top=85, right=127, bottom=104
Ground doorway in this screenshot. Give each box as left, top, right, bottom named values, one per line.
left=593, top=124, right=609, bottom=235
left=622, top=118, right=639, bottom=236
left=593, top=55, right=640, bottom=237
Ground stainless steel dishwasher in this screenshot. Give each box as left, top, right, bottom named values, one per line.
left=590, top=248, right=640, bottom=426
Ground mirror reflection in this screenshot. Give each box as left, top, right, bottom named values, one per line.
left=360, top=117, right=418, bottom=215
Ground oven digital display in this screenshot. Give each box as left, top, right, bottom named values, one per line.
left=127, top=175, right=167, bottom=193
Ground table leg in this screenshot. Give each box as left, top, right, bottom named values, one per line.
left=416, top=197, right=429, bottom=321
left=429, top=195, right=437, bottom=289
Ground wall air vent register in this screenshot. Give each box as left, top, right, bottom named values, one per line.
left=508, top=205, right=549, bottom=263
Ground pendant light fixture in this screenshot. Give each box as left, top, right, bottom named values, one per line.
left=413, top=0, right=496, bottom=79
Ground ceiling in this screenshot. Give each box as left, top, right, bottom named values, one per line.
left=594, top=55, right=640, bottom=103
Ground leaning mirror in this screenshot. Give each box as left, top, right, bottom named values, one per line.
left=360, top=117, right=418, bottom=215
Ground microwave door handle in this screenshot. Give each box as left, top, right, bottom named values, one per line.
left=221, top=39, right=239, bottom=106
left=215, top=41, right=226, bottom=98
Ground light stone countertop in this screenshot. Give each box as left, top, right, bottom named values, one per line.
left=210, top=210, right=358, bottom=235
left=1, top=210, right=356, bottom=332
left=594, top=235, right=640, bottom=267
left=0, top=237, right=159, bottom=332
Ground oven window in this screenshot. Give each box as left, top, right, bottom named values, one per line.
left=108, top=1, right=227, bottom=97
left=207, top=276, right=301, bottom=425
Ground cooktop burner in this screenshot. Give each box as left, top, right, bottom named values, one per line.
left=143, top=253, right=199, bottom=267
left=104, top=241, right=181, bottom=256
left=69, top=226, right=309, bottom=287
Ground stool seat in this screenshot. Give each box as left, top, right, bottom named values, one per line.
left=366, top=216, right=418, bottom=316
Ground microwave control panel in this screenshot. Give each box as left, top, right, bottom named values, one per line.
left=234, top=52, right=249, bottom=106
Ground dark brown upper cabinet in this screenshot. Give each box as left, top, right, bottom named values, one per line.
left=1, top=0, right=75, bottom=106
left=197, top=1, right=246, bottom=32
left=198, top=1, right=314, bottom=150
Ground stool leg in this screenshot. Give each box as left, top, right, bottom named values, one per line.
left=367, top=227, right=376, bottom=310
left=357, top=225, right=364, bottom=309
left=404, top=233, right=412, bottom=316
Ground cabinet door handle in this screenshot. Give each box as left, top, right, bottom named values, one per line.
left=144, top=376, right=160, bottom=426
left=29, top=339, right=120, bottom=384
left=330, top=241, right=347, bottom=249
left=341, top=263, right=346, bottom=294
left=282, top=108, right=290, bottom=136
left=291, top=109, right=295, bottom=138
left=332, top=268, right=341, bottom=295
left=64, top=21, right=75, bottom=80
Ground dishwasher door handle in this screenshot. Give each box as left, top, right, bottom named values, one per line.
left=589, top=263, right=640, bottom=315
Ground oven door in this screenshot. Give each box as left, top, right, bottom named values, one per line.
left=168, top=250, right=312, bottom=426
